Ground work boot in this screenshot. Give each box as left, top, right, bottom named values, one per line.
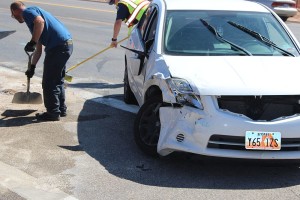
left=35, top=112, right=60, bottom=121
left=60, top=109, right=67, bottom=117
left=60, top=111, right=67, bottom=117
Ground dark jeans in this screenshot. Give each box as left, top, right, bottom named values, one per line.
left=43, top=41, right=73, bottom=115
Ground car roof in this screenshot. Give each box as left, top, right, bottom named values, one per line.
left=156, top=0, right=269, bottom=12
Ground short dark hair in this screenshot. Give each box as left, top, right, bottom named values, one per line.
left=10, top=1, right=25, bottom=11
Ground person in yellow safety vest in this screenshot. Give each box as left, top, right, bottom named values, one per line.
left=108, top=0, right=150, bottom=48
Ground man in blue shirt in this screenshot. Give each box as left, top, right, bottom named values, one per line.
left=10, top=1, right=73, bottom=121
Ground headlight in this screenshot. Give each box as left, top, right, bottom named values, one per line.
left=167, top=78, right=203, bottom=110
left=168, top=78, right=193, bottom=93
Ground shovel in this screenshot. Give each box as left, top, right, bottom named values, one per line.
left=12, top=51, right=43, bottom=104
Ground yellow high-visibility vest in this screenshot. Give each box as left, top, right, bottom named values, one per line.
left=118, top=0, right=150, bottom=27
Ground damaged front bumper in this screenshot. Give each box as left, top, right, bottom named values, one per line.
left=158, top=99, right=300, bottom=159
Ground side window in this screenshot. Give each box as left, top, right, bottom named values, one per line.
left=144, top=10, right=158, bottom=42
left=138, top=6, right=158, bottom=42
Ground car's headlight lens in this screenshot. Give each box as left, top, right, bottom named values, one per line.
left=167, top=78, right=203, bottom=110
left=169, top=78, right=193, bottom=93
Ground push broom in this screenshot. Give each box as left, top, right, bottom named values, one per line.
left=65, top=36, right=129, bottom=82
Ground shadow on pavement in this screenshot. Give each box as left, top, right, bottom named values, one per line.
left=0, top=109, right=37, bottom=127
left=76, top=98, right=300, bottom=189
left=68, top=82, right=123, bottom=89
left=0, top=30, right=16, bottom=40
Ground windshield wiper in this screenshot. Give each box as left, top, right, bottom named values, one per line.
left=227, top=21, right=295, bottom=57
left=200, top=18, right=252, bottom=56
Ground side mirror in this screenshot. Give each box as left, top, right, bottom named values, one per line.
left=121, top=39, right=154, bottom=76
left=120, top=45, right=147, bottom=59
left=120, top=38, right=154, bottom=59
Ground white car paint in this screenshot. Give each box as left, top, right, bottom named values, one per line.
left=163, top=56, right=300, bottom=95
left=158, top=105, right=300, bottom=159
left=156, top=95, right=300, bottom=159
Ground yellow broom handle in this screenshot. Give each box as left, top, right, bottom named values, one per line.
left=66, top=36, right=129, bottom=73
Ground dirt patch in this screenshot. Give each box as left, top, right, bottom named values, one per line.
left=0, top=89, right=17, bottom=95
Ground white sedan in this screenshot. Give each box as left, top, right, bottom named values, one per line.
left=122, top=0, right=300, bottom=159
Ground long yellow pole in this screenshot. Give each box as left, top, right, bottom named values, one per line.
left=65, top=36, right=129, bottom=82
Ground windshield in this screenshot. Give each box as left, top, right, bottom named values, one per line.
left=164, top=10, right=299, bottom=56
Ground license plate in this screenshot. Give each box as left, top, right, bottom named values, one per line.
left=245, top=131, right=281, bottom=150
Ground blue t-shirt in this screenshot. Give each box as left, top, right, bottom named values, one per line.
left=23, top=6, right=71, bottom=52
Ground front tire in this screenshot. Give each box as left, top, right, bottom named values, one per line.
left=134, top=96, right=162, bottom=156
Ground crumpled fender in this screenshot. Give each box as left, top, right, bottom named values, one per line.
left=142, top=55, right=178, bottom=104
left=143, top=72, right=178, bottom=104
left=157, top=106, right=206, bottom=156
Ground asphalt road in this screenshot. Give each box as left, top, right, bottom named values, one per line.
left=0, top=0, right=128, bottom=99
left=1, top=0, right=300, bottom=200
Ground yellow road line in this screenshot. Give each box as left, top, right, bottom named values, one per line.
left=0, top=5, right=113, bottom=26
left=58, top=16, right=113, bottom=26
left=0, top=8, right=9, bottom=12
left=0, top=9, right=15, bottom=29
left=22, top=0, right=115, bottom=13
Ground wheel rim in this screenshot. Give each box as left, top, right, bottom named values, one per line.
left=139, top=102, right=161, bottom=146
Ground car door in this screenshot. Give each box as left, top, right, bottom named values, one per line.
left=126, top=5, right=158, bottom=103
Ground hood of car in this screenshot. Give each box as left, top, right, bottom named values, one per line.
left=163, top=55, right=300, bottom=95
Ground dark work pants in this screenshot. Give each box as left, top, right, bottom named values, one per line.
left=43, top=42, right=73, bottom=115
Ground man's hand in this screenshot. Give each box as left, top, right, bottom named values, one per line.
left=25, top=64, right=36, bottom=78
left=24, top=40, right=36, bottom=52
left=110, top=41, right=118, bottom=48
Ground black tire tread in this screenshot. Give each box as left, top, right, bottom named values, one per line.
left=134, top=95, right=162, bottom=156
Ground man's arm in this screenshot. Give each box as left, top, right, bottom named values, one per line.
left=111, top=19, right=122, bottom=48
left=31, top=42, right=42, bottom=65
left=24, top=15, right=45, bottom=52
left=110, top=4, right=129, bottom=48
left=31, top=15, right=44, bottom=43
left=25, top=42, right=42, bottom=78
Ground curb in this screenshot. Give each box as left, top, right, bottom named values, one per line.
left=0, top=66, right=138, bottom=114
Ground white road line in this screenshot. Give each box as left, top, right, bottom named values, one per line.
left=71, top=88, right=139, bottom=114
left=0, top=161, right=77, bottom=200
